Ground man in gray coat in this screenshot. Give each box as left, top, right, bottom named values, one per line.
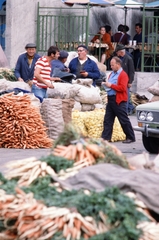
left=115, top=44, right=135, bottom=115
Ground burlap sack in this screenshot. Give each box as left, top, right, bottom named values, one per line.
left=74, top=85, right=102, bottom=104
left=28, top=93, right=41, bottom=109
left=62, top=98, right=75, bottom=124
left=81, top=103, right=95, bottom=111
left=47, top=82, right=80, bottom=99
left=74, top=78, right=93, bottom=87
left=73, top=101, right=82, bottom=111
left=150, top=95, right=159, bottom=102
left=0, top=78, right=31, bottom=92
left=148, top=81, right=159, bottom=96
left=40, top=98, right=64, bottom=140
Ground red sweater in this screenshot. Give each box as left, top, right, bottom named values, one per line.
left=110, top=70, right=128, bottom=105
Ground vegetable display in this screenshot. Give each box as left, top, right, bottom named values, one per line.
left=0, top=175, right=153, bottom=240
left=1, top=115, right=159, bottom=239
left=0, top=93, right=52, bottom=149
left=72, top=109, right=126, bottom=142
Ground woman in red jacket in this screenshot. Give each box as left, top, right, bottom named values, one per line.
left=91, top=26, right=114, bottom=64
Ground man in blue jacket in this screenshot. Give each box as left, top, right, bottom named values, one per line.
left=69, top=45, right=100, bottom=86
left=14, top=43, right=41, bottom=86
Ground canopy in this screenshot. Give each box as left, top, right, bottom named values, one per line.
left=61, top=0, right=116, bottom=6
left=145, top=1, right=159, bottom=8
left=115, top=0, right=143, bottom=8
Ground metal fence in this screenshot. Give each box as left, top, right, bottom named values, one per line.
left=141, top=7, right=159, bottom=72
left=36, top=3, right=89, bottom=55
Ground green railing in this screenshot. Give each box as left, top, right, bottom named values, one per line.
left=36, top=3, right=89, bottom=55
left=141, top=6, right=159, bottom=72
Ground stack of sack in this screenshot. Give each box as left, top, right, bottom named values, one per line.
left=48, top=51, right=106, bottom=111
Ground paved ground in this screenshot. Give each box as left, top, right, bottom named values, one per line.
left=0, top=115, right=157, bottom=173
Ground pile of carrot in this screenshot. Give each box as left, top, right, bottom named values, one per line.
left=0, top=188, right=106, bottom=240
left=5, top=157, right=56, bottom=187
left=0, top=93, right=52, bottom=149
left=52, top=142, right=105, bottom=164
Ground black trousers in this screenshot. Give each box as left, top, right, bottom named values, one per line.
left=102, top=95, right=135, bottom=141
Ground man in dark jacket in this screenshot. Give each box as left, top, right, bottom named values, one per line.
left=14, top=43, right=41, bottom=86
left=112, top=24, right=128, bottom=46
left=115, top=44, right=135, bottom=115
left=69, top=45, right=100, bottom=86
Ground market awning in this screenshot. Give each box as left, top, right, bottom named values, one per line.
left=61, top=0, right=117, bottom=6
left=145, top=1, right=159, bottom=8
left=115, top=0, right=142, bottom=8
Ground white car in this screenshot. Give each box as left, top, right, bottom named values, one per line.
left=133, top=101, right=159, bottom=154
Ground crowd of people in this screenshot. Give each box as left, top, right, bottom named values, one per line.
left=90, top=23, right=143, bottom=71
left=14, top=26, right=138, bottom=144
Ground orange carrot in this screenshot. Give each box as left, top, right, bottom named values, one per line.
left=15, top=187, right=26, bottom=196
left=76, top=142, right=83, bottom=152
left=19, top=222, right=36, bottom=233
left=71, top=145, right=77, bottom=160
left=56, top=145, right=67, bottom=150
left=83, top=233, right=89, bottom=239
left=84, top=149, right=94, bottom=165
left=63, top=224, right=70, bottom=238
left=74, top=218, right=82, bottom=230
left=77, top=149, right=85, bottom=162
left=58, top=217, right=65, bottom=229
left=71, top=227, right=78, bottom=239
left=63, top=145, right=74, bottom=159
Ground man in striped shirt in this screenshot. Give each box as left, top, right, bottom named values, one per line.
left=32, top=45, right=60, bottom=102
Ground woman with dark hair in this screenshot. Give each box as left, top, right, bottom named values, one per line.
left=91, top=26, right=114, bottom=64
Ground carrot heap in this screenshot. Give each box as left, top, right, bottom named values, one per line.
left=4, top=157, right=56, bottom=187
left=52, top=142, right=105, bottom=164
left=4, top=156, right=94, bottom=186
left=0, top=188, right=108, bottom=240
left=0, top=93, right=52, bottom=149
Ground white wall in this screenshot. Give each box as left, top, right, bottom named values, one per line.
left=5, top=0, right=60, bottom=68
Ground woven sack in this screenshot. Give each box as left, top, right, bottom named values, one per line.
left=81, top=103, right=95, bottom=111
left=74, top=85, right=102, bottom=104
left=62, top=98, right=75, bottom=124
left=150, top=95, right=159, bottom=102
left=73, top=101, right=82, bottom=111
left=40, top=98, right=64, bottom=140
left=148, top=81, right=159, bottom=96
left=47, top=82, right=80, bottom=99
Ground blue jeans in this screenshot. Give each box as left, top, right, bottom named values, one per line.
left=31, top=84, right=47, bottom=103
left=127, top=88, right=134, bottom=114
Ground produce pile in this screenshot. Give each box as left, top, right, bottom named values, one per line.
left=1, top=125, right=159, bottom=239
left=0, top=68, right=17, bottom=82
left=4, top=130, right=129, bottom=187
left=0, top=93, right=52, bottom=148
left=0, top=173, right=154, bottom=240
left=72, top=109, right=126, bottom=141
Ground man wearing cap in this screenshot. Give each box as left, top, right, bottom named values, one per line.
left=68, top=45, right=100, bottom=86
left=115, top=44, right=135, bottom=115
left=51, top=50, right=69, bottom=76
left=14, top=43, right=41, bottom=86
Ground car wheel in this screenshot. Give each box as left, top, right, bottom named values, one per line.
left=142, top=134, right=159, bottom=154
